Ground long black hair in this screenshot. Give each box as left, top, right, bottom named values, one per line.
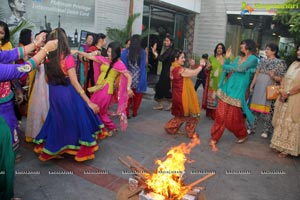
left=104, top=41, right=121, bottom=79
left=266, top=43, right=280, bottom=58
left=128, top=34, right=142, bottom=66
left=0, top=20, right=10, bottom=45
left=45, top=28, right=71, bottom=85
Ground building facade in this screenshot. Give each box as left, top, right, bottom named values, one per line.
left=0, top=0, right=290, bottom=56
left=135, top=0, right=287, bottom=57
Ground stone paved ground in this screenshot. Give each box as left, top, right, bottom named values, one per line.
left=14, top=84, right=300, bottom=200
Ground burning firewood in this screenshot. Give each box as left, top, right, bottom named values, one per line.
left=118, top=156, right=150, bottom=182
left=126, top=156, right=152, bottom=174
left=118, top=137, right=214, bottom=200
left=187, top=173, right=215, bottom=188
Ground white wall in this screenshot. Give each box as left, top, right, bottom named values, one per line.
left=160, top=0, right=201, bottom=13
left=132, top=0, right=145, bottom=35
left=95, top=0, right=130, bottom=34
left=193, top=0, right=227, bottom=56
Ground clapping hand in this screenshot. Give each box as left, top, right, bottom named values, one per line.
left=151, top=43, right=158, bottom=58
left=199, top=58, right=206, bottom=66
left=225, top=46, right=232, bottom=59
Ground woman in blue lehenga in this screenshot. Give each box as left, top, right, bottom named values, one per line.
left=34, top=28, right=106, bottom=162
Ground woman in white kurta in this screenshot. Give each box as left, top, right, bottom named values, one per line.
left=270, top=46, right=300, bottom=157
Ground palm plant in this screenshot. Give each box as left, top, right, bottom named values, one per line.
left=9, top=20, right=34, bottom=46
left=106, top=13, right=158, bottom=47
left=0, top=7, right=34, bottom=47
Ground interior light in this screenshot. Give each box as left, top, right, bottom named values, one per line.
left=249, top=22, right=254, bottom=25
left=237, top=17, right=242, bottom=20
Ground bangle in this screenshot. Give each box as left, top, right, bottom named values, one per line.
left=40, top=47, right=49, bottom=55
left=27, top=59, right=37, bottom=70
left=78, top=90, right=85, bottom=95
left=31, top=57, right=39, bottom=67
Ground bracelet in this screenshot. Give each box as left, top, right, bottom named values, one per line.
left=40, top=47, right=49, bottom=55
left=78, top=90, right=85, bottom=95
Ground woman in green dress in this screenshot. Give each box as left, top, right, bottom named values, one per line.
left=203, top=43, right=226, bottom=119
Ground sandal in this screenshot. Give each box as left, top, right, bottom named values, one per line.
left=278, top=152, right=288, bottom=158
left=235, top=136, right=248, bottom=144
left=261, top=132, right=268, bottom=139
left=153, top=105, right=163, bottom=110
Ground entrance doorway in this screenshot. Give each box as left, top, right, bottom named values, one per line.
left=143, top=4, right=187, bottom=79
left=143, top=4, right=187, bottom=51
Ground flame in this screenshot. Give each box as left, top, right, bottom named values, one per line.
left=145, top=136, right=200, bottom=199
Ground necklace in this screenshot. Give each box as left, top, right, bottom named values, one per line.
left=238, top=55, right=249, bottom=65
left=216, top=55, right=224, bottom=65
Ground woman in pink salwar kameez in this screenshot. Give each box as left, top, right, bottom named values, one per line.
left=78, top=42, right=133, bottom=135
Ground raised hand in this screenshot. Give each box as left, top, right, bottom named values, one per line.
left=226, top=47, right=232, bottom=59
left=44, top=39, right=58, bottom=53
left=34, top=32, right=47, bottom=47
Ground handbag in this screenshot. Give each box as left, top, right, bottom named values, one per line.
left=266, top=84, right=280, bottom=100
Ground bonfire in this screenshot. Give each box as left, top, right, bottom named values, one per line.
left=119, top=136, right=215, bottom=200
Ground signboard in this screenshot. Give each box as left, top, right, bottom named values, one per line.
left=0, top=0, right=130, bottom=47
